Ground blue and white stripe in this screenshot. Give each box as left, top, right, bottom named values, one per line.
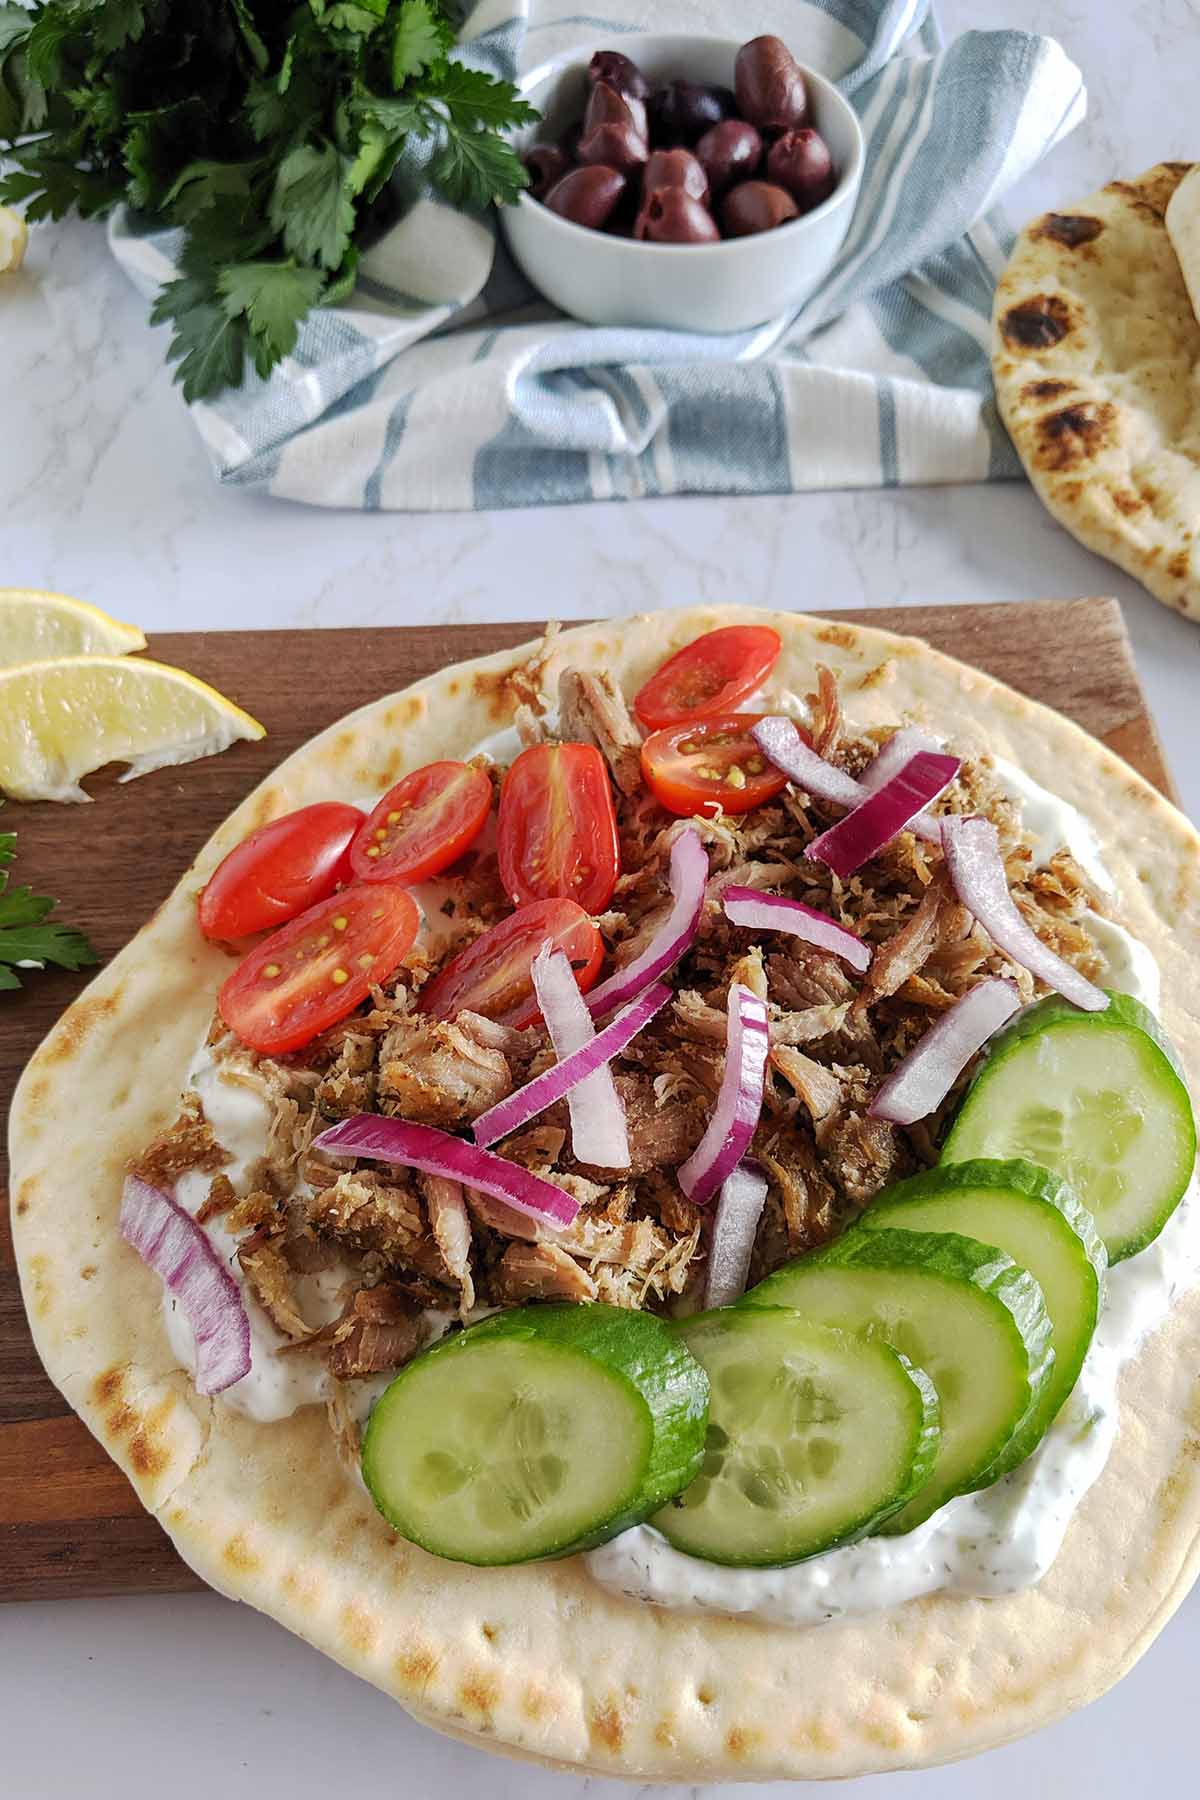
left=108, top=1, right=1084, bottom=511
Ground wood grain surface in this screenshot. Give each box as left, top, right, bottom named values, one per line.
left=0, top=599, right=1173, bottom=1602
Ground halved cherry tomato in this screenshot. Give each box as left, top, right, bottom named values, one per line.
left=218, top=884, right=420, bottom=1055
left=641, top=714, right=789, bottom=817
left=351, top=760, right=492, bottom=886
left=418, top=898, right=603, bottom=1029
left=198, top=802, right=364, bottom=941
left=633, top=625, right=783, bottom=730
left=497, top=743, right=620, bottom=914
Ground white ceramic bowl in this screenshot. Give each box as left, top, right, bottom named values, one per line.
left=502, top=33, right=864, bottom=335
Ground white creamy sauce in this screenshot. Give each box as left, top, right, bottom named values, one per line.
left=586, top=767, right=1199, bottom=1622
left=163, top=748, right=1197, bottom=1626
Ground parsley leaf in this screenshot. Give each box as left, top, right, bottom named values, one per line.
left=432, top=127, right=528, bottom=212
left=270, top=142, right=355, bottom=271
left=219, top=259, right=327, bottom=369
left=392, top=0, right=450, bottom=85
left=0, top=826, right=98, bottom=993
left=0, top=0, right=539, bottom=398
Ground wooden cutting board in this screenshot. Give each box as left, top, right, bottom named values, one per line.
left=0, top=600, right=1176, bottom=1603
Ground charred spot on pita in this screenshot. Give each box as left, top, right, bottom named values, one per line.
left=1032, top=212, right=1103, bottom=248
left=1021, top=378, right=1074, bottom=403
left=1033, top=401, right=1117, bottom=471
left=1001, top=294, right=1073, bottom=350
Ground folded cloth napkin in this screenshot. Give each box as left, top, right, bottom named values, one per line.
left=110, top=0, right=1085, bottom=512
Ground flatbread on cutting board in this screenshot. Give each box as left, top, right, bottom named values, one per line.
left=1167, top=166, right=1200, bottom=329
left=9, top=607, right=1200, bottom=1781
left=992, top=163, right=1200, bottom=620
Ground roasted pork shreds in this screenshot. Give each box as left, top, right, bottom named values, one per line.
left=238, top=1233, right=312, bottom=1339
left=420, top=1173, right=476, bottom=1314
left=158, top=671, right=1117, bottom=1398
left=377, top=1016, right=512, bottom=1126
left=129, top=1101, right=229, bottom=1187
left=328, top=1286, right=426, bottom=1378
left=557, top=667, right=645, bottom=796
left=196, top=1173, right=236, bottom=1225
left=494, top=1241, right=599, bottom=1304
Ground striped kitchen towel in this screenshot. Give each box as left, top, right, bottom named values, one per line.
left=109, top=1, right=1085, bottom=511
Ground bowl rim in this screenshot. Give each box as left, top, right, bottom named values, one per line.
left=510, top=31, right=865, bottom=258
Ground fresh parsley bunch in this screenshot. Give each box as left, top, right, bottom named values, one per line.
left=0, top=0, right=536, bottom=398
left=0, top=821, right=98, bottom=991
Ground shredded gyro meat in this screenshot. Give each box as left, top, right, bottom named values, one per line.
left=420, top=1173, right=476, bottom=1314
left=377, top=1015, right=512, bottom=1126
left=558, top=667, right=645, bottom=795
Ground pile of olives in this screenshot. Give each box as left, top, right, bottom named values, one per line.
left=523, top=36, right=838, bottom=244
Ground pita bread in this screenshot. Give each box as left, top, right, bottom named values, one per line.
left=9, top=606, right=1200, bottom=1781
left=991, top=164, right=1200, bottom=621
left=1166, top=166, right=1200, bottom=328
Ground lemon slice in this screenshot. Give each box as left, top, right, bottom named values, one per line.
left=0, top=205, right=27, bottom=274
left=0, top=589, right=147, bottom=669
left=0, top=656, right=266, bottom=803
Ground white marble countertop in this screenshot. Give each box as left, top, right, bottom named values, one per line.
left=3, top=1, right=1199, bottom=1794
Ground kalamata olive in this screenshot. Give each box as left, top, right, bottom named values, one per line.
left=578, top=79, right=648, bottom=172
left=766, top=127, right=836, bottom=210
left=588, top=49, right=650, bottom=100
left=545, top=165, right=628, bottom=230
left=635, top=187, right=721, bottom=243
left=721, top=180, right=799, bottom=237
left=524, top=144, right=571, bottom=202
left=559, top=119, right=583, bottom=161
left=734, top=35, right=809, bottom=133
left=649, top=80, right=735, bottom=146
left=695, top=118, right=763, bottom=197
left=643, top=148, right=709, bottom=204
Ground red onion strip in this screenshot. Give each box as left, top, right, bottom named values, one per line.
left=705, top=1160, right=770, bottom=1307
left=677, top=984, right=771, bottom=1206
left=861, top=725, right=943, bottom=794
left=868, top=977, right=1023, bottom=1125
left=472, top=979, right=670, bottom=1151
left=120, top=1175, right=251, bottom=1395
left=941, top=815, right=1108, bottom=1013
left=314, top=1115, right=581, bottom=1228
left=586, top=825, right=708, bottom=1018
left=752, top=717, right=942, bottom=844
left=807, top=751, right=961, bottom=879
left=530, top=945, right=630, bottom=1168
left=722, top=885, right=872, bottom=973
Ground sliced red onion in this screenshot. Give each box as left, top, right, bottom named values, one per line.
left=722, top=885, right=872, bottom=973
left=120, top=1175, right=251, bottom=1395
left=473, top=978, right=670, bottom=1151
left=861, top=725, right=943, bottom=794
left=314, top=1115, right=580, bottom=1228
left=753, top=716, right=942, bottom=844
left=941, top=815, right=1108, bottom=1013
left=807, top=751, right=961, bottom=879
left=705, top=1160, right=770, bottom=1307
left=586, top=826, right=708, bottom=1019
left=677, top=984, right=771, bottom=1206
left=868, top=977, right=1023, bottom=1125
left=751, top=715, right=863, bottom=808
left=531, top=945, right=630, bottom=1168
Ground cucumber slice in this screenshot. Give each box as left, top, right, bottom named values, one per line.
left=943, top=990, right=1196, bottom=1262
left=857, top=1159, right=1105, bottom=1472
left=745, top=1228, right=1053, bottom=1533
left=653, top=1308, right=940, bottom=1566
left=362, top=1303, right=708, bottom=1565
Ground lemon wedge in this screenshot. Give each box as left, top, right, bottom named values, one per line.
left=0, top=588, right=147, bottom=669
left=0, top=655, right=266, bottom=803
left=0, top=205, right=27, bottom=273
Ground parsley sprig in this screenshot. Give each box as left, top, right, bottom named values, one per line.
left=0, top=0, right=536, bottom=398
left=0, top=823, right=99, bottom=992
